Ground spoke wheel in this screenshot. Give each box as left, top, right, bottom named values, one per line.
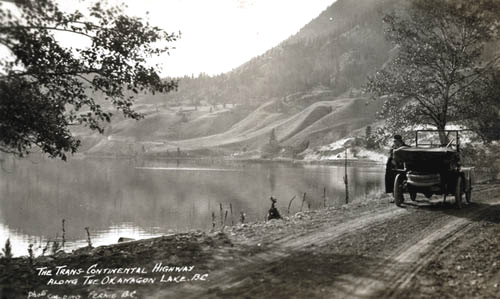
left=393, top=174, right=405, bottom=207
left=465, top=177, right=472, bottom=204
left=455, top=176, right=463, bottom=209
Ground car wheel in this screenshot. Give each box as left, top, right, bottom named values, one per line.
left=455, top=176, right=463, bottom=209
left=465, top=177, right=472, bottom=204
left=393, top=174, right=405, bottom=207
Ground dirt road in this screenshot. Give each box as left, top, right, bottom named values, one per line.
left=151, top=183, right=500, bottom=299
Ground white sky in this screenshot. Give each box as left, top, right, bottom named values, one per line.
left=1, top=0, right=335, bottom=77
left=59, top=0, right=335, bottom=77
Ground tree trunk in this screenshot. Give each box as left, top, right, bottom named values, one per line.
left=437, top=124, right=448, bottom=145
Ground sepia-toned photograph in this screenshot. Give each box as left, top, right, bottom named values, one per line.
left=1, top=0, right=500, bottom=298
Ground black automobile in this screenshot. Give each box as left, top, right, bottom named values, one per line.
left=388, top=130, right=474, bottom=208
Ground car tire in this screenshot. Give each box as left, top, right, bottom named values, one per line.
left=455, top=176, right=463, bottom=209
left=465, top=177, right=472, bottom=204
left=394, top=174, right=405, bottom=207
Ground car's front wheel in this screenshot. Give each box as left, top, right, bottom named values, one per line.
left=455, top=176, right=463, bottom=209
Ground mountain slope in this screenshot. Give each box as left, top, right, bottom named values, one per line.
left=81, top=0, right=398, bottom=157
left=85, top=93, right=383, bottom=157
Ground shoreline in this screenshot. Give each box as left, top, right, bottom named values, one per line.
left=80, top=153, right=386, bottom=166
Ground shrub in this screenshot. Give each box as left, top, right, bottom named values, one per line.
left=461, top=143, right=500, bottom=182
left=2, top=238, right=13, bottom=259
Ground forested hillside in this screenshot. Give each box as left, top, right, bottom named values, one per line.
left=146, top=0, right=399, bottom=107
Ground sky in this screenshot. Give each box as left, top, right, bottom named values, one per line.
left=55, top=0, right=335, bottom=77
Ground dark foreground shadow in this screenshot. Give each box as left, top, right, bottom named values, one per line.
left=199, top=251, right=409, bottom=299
left=398, top=192, right=500, bottom=224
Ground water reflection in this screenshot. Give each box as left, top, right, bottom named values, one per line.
left=0, top=157, right=384, bottom=256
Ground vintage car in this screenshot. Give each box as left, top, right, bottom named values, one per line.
left=390, top=130, right=474, bottom=208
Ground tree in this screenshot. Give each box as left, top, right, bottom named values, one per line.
left=463, top=69, right=500, bottom=142
left=269, top=128, right=278, bottom=146
left=366, top=0, right=500, bottom=143
left=0, top=0, right=179, bottom=160
left=365, top=125, right=377, bottom=149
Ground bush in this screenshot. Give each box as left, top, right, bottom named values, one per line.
left=2, top=238, right=12, bottom=259
left=461, top=143, right=500, bottom=182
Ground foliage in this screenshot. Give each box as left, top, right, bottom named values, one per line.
left=365, top=125, right=379, bottom=149
left=461, top=143, right=500, bottom=182
left=366, top=0, right=500, bottom=143
left=461, top=69, right=500, bottom=142
left=0, top=0, right=179, bottom=159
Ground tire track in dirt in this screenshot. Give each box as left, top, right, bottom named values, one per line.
left=347, top=196, right=500, bottom=298
left=151, top=205, right=409, bottom=299
left=152, top=186, right=500, bottom=299
left=278, top=206, right=408, bottom=250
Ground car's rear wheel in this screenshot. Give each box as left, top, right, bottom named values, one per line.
left=455, top=176, right=463, bottom=209
left=394, top=174, right=405, bottom=207
left=465, top=177, right=472, bottom=204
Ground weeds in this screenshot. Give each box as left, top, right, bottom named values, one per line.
left=51, top=240, right=61, bottom=255
left=28, top=244, right=34, bottom=264
left=1, top=238, right=12, bottom=259
left=84, top=227, right=92, bottom=248
left=42, top=240, right=51, bottom=256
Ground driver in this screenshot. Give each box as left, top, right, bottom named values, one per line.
left=385, top=134, right=408, bottom=193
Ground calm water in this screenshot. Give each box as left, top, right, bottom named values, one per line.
left=0, top=157, right=384, bottom=256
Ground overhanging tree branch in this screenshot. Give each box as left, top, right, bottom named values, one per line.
left=0, top=0, right=179, bottom=159
left=0, top=25, right=94, bottom=38
left=0, top=68, right=102, bottom=79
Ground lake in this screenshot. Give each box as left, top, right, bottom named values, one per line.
left=0, top=157, right=385, bottom=256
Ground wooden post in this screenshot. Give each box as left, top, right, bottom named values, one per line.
left=219, top=203, right=223, bottom=227
left=344, top=148, right=349, bottom=204
left=61, top=219, right=66, bottom=250
left=287, top=195, right=296, bottom=215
